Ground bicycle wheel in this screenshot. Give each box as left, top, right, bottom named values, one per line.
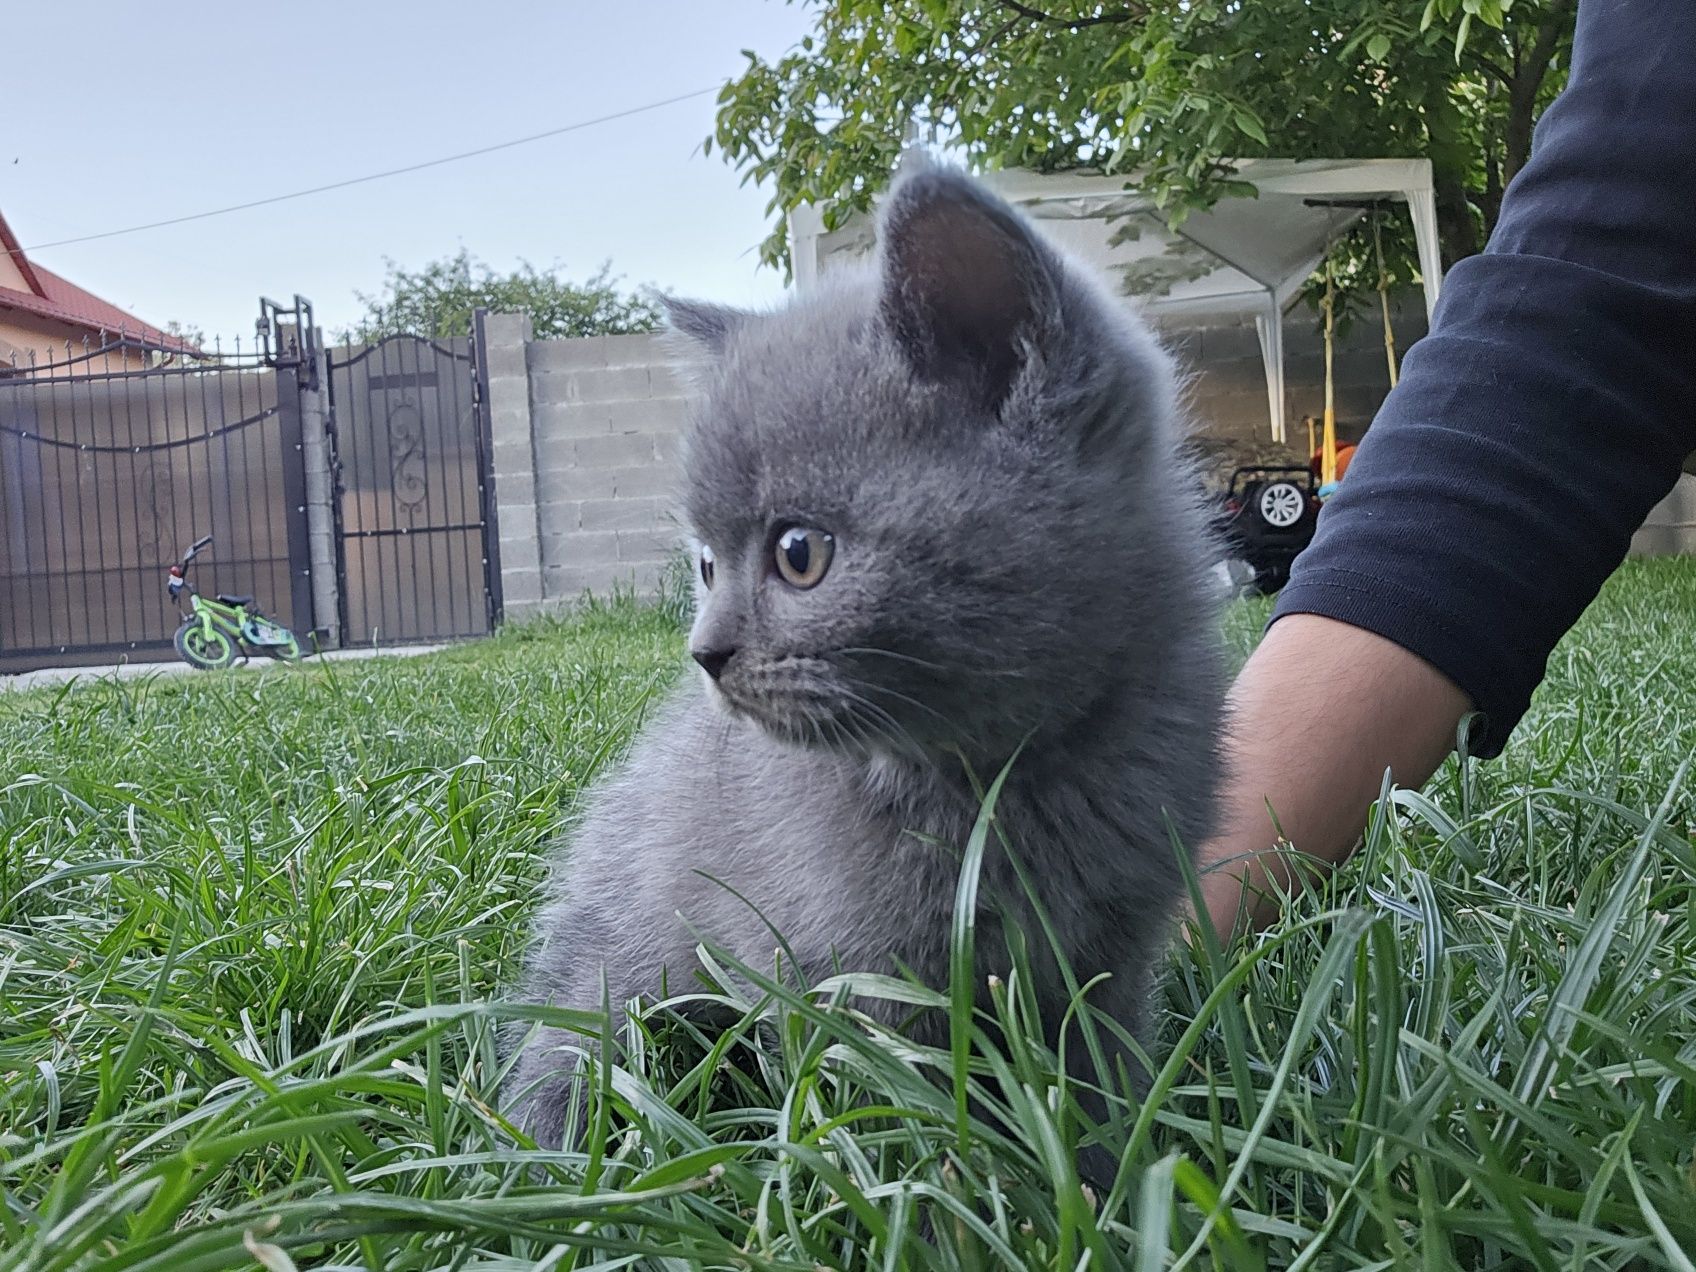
left=258, top=628, right=302, bottom=662
left=174, top=620, right=236, bottom=670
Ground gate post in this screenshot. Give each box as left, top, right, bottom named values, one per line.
left=298, top=332, right=342, bottom=649
left=275, top=360, right=318, bottom=646
left=479, top=312, right=544, bottom=620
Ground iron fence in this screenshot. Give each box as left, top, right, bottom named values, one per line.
left=0, top=336, right=311, bottom=672
left=0, top=298, right=502, bottom=674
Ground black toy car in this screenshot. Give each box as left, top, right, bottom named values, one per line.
left=1215, top=464, right=1322, bottom=594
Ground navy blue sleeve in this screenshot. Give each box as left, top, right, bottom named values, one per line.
left=1272, top=0, right=1696, bottom=758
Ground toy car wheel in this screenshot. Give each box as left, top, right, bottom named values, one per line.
left=1256, top=481, right=1307, bottom=529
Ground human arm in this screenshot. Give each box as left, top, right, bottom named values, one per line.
left=1198, top=615, right=1471, bottom=935
left=1201, top=0, right=1696, bottom=939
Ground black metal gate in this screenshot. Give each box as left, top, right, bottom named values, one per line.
left=0, top=341, right=312, bottom=673
left=324, top=327, right=500, bottom=646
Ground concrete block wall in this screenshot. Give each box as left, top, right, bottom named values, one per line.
left=483, top=324, right=701, bottom=613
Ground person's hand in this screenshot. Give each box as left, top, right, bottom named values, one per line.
left=1197, top=613, right=1473, bottom=940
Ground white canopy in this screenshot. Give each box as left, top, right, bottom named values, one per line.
left=788, top=158, right=1444, bottom=443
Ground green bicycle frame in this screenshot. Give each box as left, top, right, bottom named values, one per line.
left=184, top=592, right=258, bottom=646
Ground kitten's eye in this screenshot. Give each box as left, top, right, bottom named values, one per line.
left=774, top=526, right=834, bottom=589
left=699, top=544, right=716, bottom=589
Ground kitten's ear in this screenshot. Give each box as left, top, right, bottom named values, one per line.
left=877, top=165, right=1060, bottom=407
left=660, top=296, right=748, bottom=357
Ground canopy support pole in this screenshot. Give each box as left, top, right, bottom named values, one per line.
left=1404, top=184, right=1445, bottom=321
left=1253, top=298, right=1287, bottom=444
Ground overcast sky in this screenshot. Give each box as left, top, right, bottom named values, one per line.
left=4, top=1, right=815, bottom=341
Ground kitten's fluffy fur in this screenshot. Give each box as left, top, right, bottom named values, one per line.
left=508, top=162, right=1225, bottom=1144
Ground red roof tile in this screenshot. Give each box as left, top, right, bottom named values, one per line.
left=0, top=209, right=197, bottom=355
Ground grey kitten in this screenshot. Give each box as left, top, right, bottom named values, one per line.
left=508, top=162, right=1225, bottom=1151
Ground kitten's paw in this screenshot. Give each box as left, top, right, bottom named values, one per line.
left=504, top=1026, right=589, bottom=1150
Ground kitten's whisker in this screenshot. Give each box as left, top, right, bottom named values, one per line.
left=846, top=708, right=890, bottom=760
left=840, top=690, right=942, bottom=773
left=823, top=709, right=870, bottom=761
left=837, top=646, right=1030, bottom=681
left=838, top=687, right=916, bottom=742
left=835, top=646, right=951, bottom=672
left=833, top=714, right=869, bottom=757
left=850, top=680, right=958, bottom=733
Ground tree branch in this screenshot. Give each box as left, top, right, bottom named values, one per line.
left=996, top=1, right=1145, bottom=29
left=1466, top=51, right=1515, bottom=90
left=1515, top=0, right=1573, bottom=96
left=978, top=11, right=1030, bottom=54
left=1503, top=0, right=1575, bottom=181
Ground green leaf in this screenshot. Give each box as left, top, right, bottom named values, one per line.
left=1234, top=109, right=1268, bottom=146
left=1367, top=33, right=1393, bottom=62
left=949, top=748, right=1018, bottom=1150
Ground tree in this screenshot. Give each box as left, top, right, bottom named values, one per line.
left=713, top=0, right=1576, bottom=292
left=163, top=319, right=206, bottom=349
left=343, top=251, right=660, bottom=344
left=151, top=319, right=210, bottom=367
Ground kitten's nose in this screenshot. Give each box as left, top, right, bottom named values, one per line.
left=691, top=646, right=735, bottom=681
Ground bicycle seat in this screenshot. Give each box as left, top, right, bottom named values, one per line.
left=216, top=593, right=255, bottom=607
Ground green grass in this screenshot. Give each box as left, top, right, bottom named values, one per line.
left=2, top=561, right=1695, bottom=1269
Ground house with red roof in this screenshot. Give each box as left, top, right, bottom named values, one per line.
left=1, top=209, right=197, bottom=370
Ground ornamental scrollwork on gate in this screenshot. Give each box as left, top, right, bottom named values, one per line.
left=386, top=401, right=428, bottom=510
left=139, top=452, right=172, bottom=563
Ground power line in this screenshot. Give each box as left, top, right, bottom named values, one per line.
left=21, top=87, right=719, bottom=253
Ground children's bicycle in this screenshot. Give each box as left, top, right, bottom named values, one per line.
left=166, top=535, right=303, bottom=669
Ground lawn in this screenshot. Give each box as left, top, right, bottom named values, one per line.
left=1, top=561, right=1694, bottom=1269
